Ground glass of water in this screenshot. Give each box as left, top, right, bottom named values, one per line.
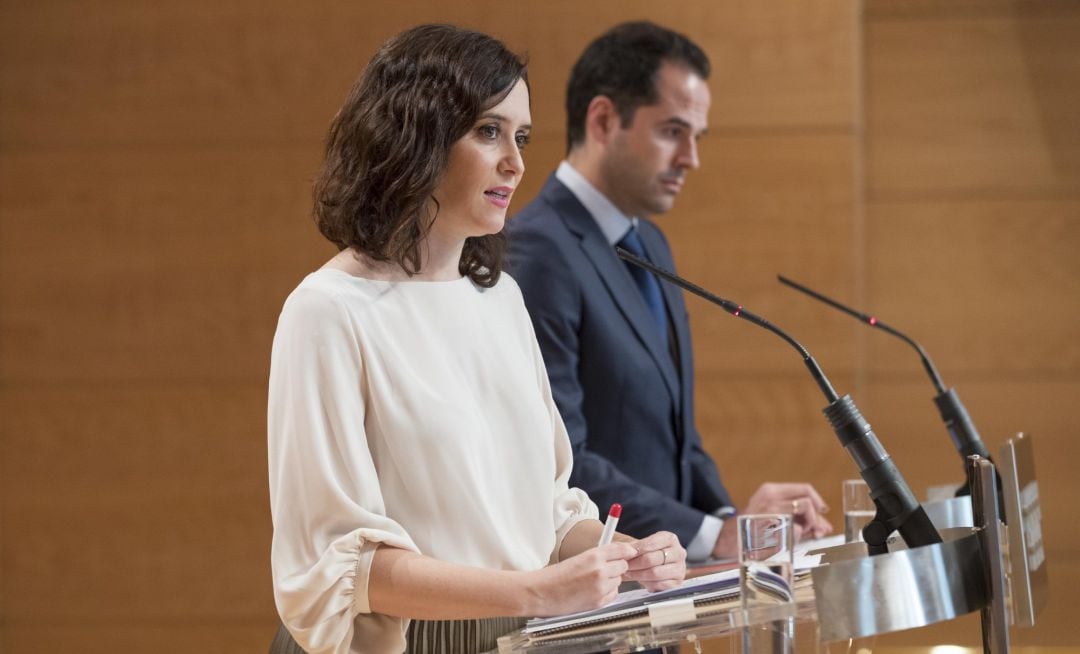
left=843, top=479, right=875, bottom=543
left=737, top=514, right=794, bottom=654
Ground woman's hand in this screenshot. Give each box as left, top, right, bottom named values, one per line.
left=522, top=542, right=637, bottom=616
left=622, top=531, right=686, bottom=591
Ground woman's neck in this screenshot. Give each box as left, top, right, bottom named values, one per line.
left=417, top=229, right=466, bottom=280
left=325, top=238, right=465, bottom=282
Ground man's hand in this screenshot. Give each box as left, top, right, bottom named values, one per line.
left=712, top=482, right=833, bottom=559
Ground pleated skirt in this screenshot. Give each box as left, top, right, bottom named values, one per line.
left=269, top=616, right=526, bottom=654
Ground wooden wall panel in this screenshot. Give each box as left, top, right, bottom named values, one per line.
left=865, top=6, right=1080, bottom=197
left=864, top=199, right=1080, bottom=375
left=862, top=0, right=1080, bottom=646
left=0, top=1, right=857, bottom=149
left=694, top=375, right=858, bottom=511
left=0, top=0, right=527, bottom=151
left=671, top=133, right=859, bottom=376
left=0, top=0, right=859, bottom=651
left=689, top=2, right=857, bottom=129
left=2, top=386, right=271, bottom=619
left=670, top=130, right=859, bottom=500
left=0, top=150, right=327, bottom=383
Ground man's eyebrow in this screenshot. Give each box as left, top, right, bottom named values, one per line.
left=660, top=117, right=693, bottom=129
left=660, top=116, right=708, bottom=136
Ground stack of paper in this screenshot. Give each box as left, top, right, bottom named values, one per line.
left=517, top=544, right=836, bottom=644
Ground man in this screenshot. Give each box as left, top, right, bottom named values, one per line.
left=506, top=21, right=832, bottom=561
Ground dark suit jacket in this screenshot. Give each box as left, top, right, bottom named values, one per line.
left=506, top=175, right=732, bottom=545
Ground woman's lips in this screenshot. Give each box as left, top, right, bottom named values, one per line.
left=484, top=187, right=513, bottom=208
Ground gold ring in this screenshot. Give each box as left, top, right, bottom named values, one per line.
left=661, top=548, right=668, bottom=565
left=792, top=499, right=801, bottom=515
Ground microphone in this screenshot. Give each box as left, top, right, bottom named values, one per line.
left=776, top=275, right=993, bottom=488
left=616, top=247, right=942, bottom=553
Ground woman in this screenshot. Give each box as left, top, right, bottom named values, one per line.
left=267, top=24, right=687, bottom=654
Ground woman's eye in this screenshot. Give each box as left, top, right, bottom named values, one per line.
left=479, top=124, right=499, bottom=140
left=515, top=132, right=531, bottom=149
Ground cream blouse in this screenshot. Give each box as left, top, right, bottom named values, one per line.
left=267, top=268, right=598, bottom=654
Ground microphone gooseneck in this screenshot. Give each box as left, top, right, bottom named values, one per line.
left=777, top=275, right=946, bottom=392
left=776, top=275, right=992, bottom=465
left=616, top=248, right=942, bottom=551
left=616, top=248, right=839, bottom=403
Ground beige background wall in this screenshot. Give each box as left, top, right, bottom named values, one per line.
left=1, top=1, right=1076, bottom=651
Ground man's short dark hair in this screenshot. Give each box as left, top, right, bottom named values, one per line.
left=565, top=21, right=709, bottom=152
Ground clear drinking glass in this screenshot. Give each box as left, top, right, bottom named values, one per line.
left=843, top=479, right=875, bottom=543
left=736, top=514, right=795, bottom=654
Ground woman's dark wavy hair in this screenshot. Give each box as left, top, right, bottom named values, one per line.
left=314, top=24, right=528, bottom=287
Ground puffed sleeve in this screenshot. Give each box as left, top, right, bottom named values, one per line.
left=268, top=285, right=420, bottom=654
left=548, top=399, right=600, bottom=563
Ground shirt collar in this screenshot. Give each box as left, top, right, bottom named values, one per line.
left=555, top=161, right=638, bottom=246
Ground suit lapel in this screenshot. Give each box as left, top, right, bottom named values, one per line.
left=541, top=177, right=681, bottom=404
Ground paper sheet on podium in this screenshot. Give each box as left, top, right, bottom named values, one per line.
left=506, top=536, right=836, bottom=647
left=522, top=569, right=740, bottom=641
left=524, top=556, right=821, bottom=641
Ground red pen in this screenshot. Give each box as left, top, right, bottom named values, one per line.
left=598, top=503, right=621, bottom=546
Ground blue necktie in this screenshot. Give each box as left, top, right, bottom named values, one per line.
left=617, top=226, right=669, bottom=344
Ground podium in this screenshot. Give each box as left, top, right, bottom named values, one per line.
left=498, top=433, right=1046, bottom=654
left=810, top=456, right=1006, bottom=648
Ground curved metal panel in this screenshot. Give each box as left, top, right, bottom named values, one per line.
left=924, top=496, right=974, bottom=529
left=811, top=531, right=989, bottom=641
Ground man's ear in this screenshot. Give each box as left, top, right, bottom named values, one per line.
left=584, top=96, right=620, bottom=145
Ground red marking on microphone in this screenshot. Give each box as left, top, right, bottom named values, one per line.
left=608, top=503, right=622, bottom=518
left=869, top=316, right=878, bottom=326
left=734, top=305, right=742, bottom=317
